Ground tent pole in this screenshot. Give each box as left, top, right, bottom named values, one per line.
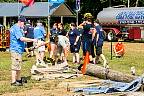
left=3, top=16, right=6, bottom=28
left=61, top=16, right=63, bottom=23
left=48, top=2, right=50, bottom=35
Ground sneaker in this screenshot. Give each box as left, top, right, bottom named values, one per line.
left=78, top=64, right=83, bottom=71
left=37, top=64, right=47, bottom=68
left=16, top=80, right=23, bottom=84
left=57, top=59, right=62, bottom=64
left=11, top=81, right=23, bottom=86
left=20, top=77, right=27, bottom=83
left=36, top=62, right=40, bottom=66
left=38, top=62, right=47, bottom=68
left=49, top=58, right=54, bottom=63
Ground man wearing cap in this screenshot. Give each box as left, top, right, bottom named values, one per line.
left=10, top=16, right=37, bottom=86
left=33, top=20, right=46, bottom=66
left=79, top=13, right=96, bottom=64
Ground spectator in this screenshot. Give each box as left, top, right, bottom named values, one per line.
left=57, top=23, right=70, bottom=66
left=79, top=13, right=96, bottom=64
left=49, top=23, right=59, bottom=62
left=34, top=20, right=46, bottom=67
left=113, top=38, right=125, bottom=58
left=94, top=19, right=108, bottom=67
left=69, top=23, right=81, bottom=64
left=10, top=16, right=37, bottom=86
left=24, top=20, right=34, bottom=57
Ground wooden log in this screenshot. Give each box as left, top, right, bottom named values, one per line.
left=85, top=64, right=137, bottom=83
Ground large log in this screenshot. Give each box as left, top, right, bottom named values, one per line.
left=85, top=64, right=137, bottom=83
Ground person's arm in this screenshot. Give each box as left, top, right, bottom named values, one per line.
left=74, top=29, right=81, bottom=45
left=15, top=28, right=37, bottom=43
left=113, top=45, right=117, bottom=53
left=74, top=36, right=80, bottom=45
left=41, top=26, right=46, bottom=37
left=78, top=21, right=86, bottom=29
left=91, top=28, right=97, bottom=41
left=20, top=37, right=37, bottom=42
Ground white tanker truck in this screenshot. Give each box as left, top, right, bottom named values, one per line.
left=97, top=7, right=144, bottom=41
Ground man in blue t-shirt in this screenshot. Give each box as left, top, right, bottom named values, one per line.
left=33, top=20, right=46, bottom=66
left=10, top=16, right=37, bottom=86
left=94, top=19, right=108, bottom=68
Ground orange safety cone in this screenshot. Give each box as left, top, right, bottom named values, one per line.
left=81, top=51, right=90, bottom=74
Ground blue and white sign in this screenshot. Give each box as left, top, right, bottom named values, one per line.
left=116, top=11, right=144, bottom=24
left=48, top=0, right=64, bottom=3
left=76, top=0, right=80, bottom=11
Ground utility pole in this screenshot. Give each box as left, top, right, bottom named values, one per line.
left=109, top=0, right=111, bottom=7
left=128, top=0, right=130, bottom=8
left=135, top=0, right=139, bottom=7
left=76, top=0, right=80, bottom=27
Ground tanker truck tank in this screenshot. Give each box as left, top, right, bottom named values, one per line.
left=97, top=7, right=144, bottom=41
left=97, top=7, right=144, bottom=25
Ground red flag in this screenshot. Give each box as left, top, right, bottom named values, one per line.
left=19, top=0, right=34, bottom=6
left=81, top=52, right=89, bottom=74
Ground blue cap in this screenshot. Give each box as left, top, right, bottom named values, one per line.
left=18, top=16, right=26, bottom=22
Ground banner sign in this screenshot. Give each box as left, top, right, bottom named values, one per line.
left=76, top=0, right=80, bottom=11
left=48, top=0, right=64, bottom=3
left=116, top=11, right=144, bottom=24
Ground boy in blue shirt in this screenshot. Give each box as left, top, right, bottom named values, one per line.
left=10, top=16, right=37, bottom=86
left=94, top=19, right=108, bottom=67
left=69, top=23, right=81, bottom=63
left=33, top=20, right=46, bottom=66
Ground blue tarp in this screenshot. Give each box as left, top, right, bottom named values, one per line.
left=74, top=77, right=143, bottom=95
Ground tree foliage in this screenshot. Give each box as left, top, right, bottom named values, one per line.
left=65, top=0, right=144, bottom=20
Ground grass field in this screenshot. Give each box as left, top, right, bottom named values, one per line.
left=0, top=41, right=144, bottom=95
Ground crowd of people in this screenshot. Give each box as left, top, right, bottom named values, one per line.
left=9, top=13, right=108, bottom=86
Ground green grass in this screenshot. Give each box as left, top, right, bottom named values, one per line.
left=103, top=42, right=144, bottom=75
left=0, top=42, right=144, bottom=95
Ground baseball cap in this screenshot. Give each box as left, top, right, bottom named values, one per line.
left=84, top=13, right=93, bottom=19
left=18, top=16, right=26, bottom=22
left=37, top=20, right=43, bottom=23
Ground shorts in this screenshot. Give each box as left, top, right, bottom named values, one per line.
left=34, top=40, right=45, bottom=52
left=11, top=52, right=22, bottom=70
left=57, top=45, right=63, bottom=55
left=26, top=42, right=33, bottom=48
left=50, top=37, right=55, bottom=43
left=96, top=46, right=102, bottom=55
left=82, top=39, right=92, bottom=56
left=38, top=45, right=45, bottom=52
left=70, top=43, right=80, bottom=53
left=58, top=35, right=69, bottom=49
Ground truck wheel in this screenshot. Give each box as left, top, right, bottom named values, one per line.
left=107, top=32, right=117, bottom=41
